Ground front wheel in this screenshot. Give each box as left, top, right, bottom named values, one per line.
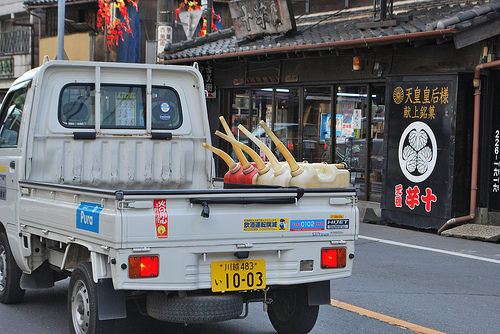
left=68, top=262, right=113, bottom=334
left=0, top=231, right=25, bottom=304
left=268, top=285, right=319, bottom=334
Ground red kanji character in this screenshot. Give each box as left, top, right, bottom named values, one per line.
left=421, top=187, right=437, bottom=212
left=405, top=186, right=420, bottom=210
left=395, top=184, right=403, bottom=208
left=395, top=196, right=402, bottom=208
left=395, top=184, right=403, bottom=196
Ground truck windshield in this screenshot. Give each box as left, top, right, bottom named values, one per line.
left=0, top=82, right=29, bottom=147
left=59, top=84, right=182, bottom=130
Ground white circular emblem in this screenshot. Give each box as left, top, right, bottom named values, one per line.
left=398, top=121, right=437, bottom=183
left=160, top=102, right=170, bottom=112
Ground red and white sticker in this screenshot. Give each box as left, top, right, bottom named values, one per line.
left=154, top=199, right=168, bottom=238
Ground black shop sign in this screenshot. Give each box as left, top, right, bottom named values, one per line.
left=382, top=74, right=472, bottom=229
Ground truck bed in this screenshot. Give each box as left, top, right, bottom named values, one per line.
left=18, top=180, right=358, bottom=290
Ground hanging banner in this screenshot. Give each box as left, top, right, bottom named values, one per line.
left=382, top=74, right=473, bottom=229
left=199, top=62, right=216, bottom=98
left=157, top=24, right=172, bottom=55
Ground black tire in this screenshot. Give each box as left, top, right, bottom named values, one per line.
left=268, top=285, right=319, bottom=334
left=68, top=262, right=114, bottom=334
left=147, top=292, right=243, bottom=324
left=0, top=231, right=25, bottom=304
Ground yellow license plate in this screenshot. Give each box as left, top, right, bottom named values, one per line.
left=211, top=259, right=266, bottom=292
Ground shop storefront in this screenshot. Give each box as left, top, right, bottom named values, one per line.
left=161, top=1, right=500, bottom=228
left=222, top=84, right=385, bottom=200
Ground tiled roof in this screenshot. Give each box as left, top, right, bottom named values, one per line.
left=160, top=0, right=500, bottom=62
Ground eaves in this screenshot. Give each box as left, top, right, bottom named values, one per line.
left=160, top=29, right=457, bottom=64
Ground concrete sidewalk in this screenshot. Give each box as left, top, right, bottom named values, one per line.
left=358, top=200, right=500, bottom=243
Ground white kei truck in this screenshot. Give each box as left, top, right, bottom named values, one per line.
left=0, top=60, right=358, bottom=334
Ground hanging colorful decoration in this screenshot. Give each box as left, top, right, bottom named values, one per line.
left=175, top=0, right=220, bottom=37
left=175, top=0, right=201, bottom=21
left=97, top=0, right=138, bottom=49
left=199, top=7, right=221, bottom=37
left=180, top=0, right=202, bottom=12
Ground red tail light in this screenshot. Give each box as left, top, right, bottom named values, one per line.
left=321, top=248, right=346, bottom=269
left=129, top=256, right=159, bottom=278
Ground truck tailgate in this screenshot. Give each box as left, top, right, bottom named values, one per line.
left=121, top=188, right=358, bottom=246
left=116, top=188, right=358, bottom=290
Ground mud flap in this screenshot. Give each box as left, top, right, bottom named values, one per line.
left=97, top=278, right=127, bottom=320
left=307, top=280, right=331, bottom=305
left=20, top=260, right=54, bottom=289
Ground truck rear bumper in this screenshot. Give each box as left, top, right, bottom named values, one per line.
left=110, top=240, right=355, bottom=291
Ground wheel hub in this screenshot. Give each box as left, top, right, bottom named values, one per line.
left=71, top=280, right=90, bottom=334
left=0, top=245, right=6, bottom=293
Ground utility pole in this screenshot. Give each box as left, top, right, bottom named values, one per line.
left=57, top=0, right=65, bottom=60
left=206, top=0, right=213, bottom=35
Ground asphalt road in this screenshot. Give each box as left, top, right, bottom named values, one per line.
left=1, top=221, right=499, bottom=334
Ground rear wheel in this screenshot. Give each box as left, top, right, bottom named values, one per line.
left=0, top=231, right=25, bottom=304
left=68, top=262, right=113, bottom=334
left=268, top=285, right=319, bottom=334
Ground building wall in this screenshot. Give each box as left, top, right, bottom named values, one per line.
left=0, top=1, right=25, bottom=18
left=39, top=32, right=92, bottom=64
left=0, top=1, right=34, bottom=98
left=214, top=43, right=481, bottom=89
left=13, top=54, right=31, bottom=77
left=140, top=0, right=159, bottom=62
left=206, top=39, right=485, bottom=205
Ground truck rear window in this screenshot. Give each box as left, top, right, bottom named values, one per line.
left=59, top=84, right=182, bottom=130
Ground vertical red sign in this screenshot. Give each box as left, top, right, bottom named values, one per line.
left=154, top=199, right=168, bottom=238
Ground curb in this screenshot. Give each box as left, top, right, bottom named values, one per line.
left=358, top=201, right=500, bottom=243
left=440, top=224, right=500, bottom=242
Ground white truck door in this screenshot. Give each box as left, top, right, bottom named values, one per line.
left=0, top=81, right=30, bottom=269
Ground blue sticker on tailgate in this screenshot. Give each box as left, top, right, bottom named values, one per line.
left=76, top=202, right=103, bottom=233
left=290, top=219, right=325, bottom=231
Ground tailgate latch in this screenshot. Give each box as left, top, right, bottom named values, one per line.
left=201, top=201, right=210, bottom=218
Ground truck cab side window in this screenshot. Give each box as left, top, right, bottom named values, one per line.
left=0, top=85, right=28, bottom=147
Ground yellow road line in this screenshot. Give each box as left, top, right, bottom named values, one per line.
left=330, top=299, right=446, bottom=334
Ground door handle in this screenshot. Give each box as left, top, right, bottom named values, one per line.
left=10, top=161, right=15, bottom=169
